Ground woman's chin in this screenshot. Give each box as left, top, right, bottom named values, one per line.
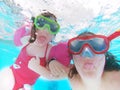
left=80, top=69, right=97, bottom=78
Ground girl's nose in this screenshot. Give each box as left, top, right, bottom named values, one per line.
left=37, top=29, right=48, bottom=34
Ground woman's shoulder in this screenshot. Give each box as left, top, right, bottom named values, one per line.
left=104, top=71, right=120, bottom=81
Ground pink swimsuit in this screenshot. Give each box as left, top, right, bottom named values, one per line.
left=10, top=44, right=48, bottom=90
left=10, top=42, right=71, bottom=90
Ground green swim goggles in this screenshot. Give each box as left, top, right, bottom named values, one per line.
left=34, top=15, right=60, bottom=34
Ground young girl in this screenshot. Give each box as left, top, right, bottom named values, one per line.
left=0, top=11, right=71, bottom=90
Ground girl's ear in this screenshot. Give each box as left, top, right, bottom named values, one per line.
left=35, top=32, right=38, bottom=36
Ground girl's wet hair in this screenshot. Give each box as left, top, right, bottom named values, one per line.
left=29, top=11, right=57, bottom=43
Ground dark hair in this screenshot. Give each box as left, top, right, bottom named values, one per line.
left=68, top=32, right=120, bottom=78
left=29, top=11, right=57, bottom=43
left=104, top=52, right=120, bottom=71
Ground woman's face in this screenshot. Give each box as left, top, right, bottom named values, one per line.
left=35, top=28, right=54, bottom=46
left=73, top=48, right=105, bottom=79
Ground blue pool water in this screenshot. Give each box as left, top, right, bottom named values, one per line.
left=0, top=0, right=120, bottom=90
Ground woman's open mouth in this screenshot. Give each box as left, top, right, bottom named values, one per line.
left=83, top=63, right=95, bottom=71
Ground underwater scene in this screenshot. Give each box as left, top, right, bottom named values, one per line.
left=0, top=0, right=120, bottom=90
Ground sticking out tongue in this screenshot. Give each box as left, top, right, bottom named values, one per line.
left=37, top=36, right=46, bottom=43
left=83, top=63, right=94, bottom=71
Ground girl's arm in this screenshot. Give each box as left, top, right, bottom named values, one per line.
left=48, top=59, right=70, bottom=78
left=28, top=56, right=68, bottom=80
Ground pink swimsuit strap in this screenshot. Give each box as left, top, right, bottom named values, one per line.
left=40, top=44, right=49, bottom=66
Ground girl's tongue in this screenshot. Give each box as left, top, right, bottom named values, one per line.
left=37, top=36, right=47, bottom=43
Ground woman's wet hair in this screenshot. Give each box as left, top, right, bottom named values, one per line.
left=68, top=32, right=120, bottom=78
left=29, top=11, right=57, bottom=43
left=104, top=52, right=120, bottom=71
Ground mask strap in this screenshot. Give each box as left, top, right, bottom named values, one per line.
left=108, top=29, right=120, bottom=41
left=31, top=17, right=35, bottom=23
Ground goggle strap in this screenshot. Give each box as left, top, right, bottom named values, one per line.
left=108, top=30, right=120, bottom=41
left=31, top=17, right=35, bottom=23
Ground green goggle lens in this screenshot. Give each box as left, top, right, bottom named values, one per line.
left=34, top=15, right=60, bottom=34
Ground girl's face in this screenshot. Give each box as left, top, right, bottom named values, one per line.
left=35, top=28, right=54, bottom=46
left=73, top=48, right=105, bottom=79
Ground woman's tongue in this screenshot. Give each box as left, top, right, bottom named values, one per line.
left=83, top=63, right=95, bottom=71
left=37, top=36, right=46, bottom=43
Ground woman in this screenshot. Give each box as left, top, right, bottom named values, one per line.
left=67, top=31, right=120, bottom=90
left=0, top=11, right=64, bottom=90
left=29, top=30, right=120, bottom=90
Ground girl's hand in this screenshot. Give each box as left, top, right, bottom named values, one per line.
left=48, top=60, right=69, bottom=78
left=28, top=56, right=40, bottom=71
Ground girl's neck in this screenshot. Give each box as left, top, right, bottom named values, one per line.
left=27, top=42, right=49, bottom=57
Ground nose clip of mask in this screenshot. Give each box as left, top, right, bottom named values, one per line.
left=81, top=47, right=94, bottom=58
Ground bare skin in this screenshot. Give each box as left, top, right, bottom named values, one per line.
left=28, top=58, right=69, bottom=80
left=70, top=71, right=120, bottom=90
left=68, top=49, right=120, bottom=90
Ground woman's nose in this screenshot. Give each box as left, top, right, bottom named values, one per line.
left=80, top=47, right=94, bottom=58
